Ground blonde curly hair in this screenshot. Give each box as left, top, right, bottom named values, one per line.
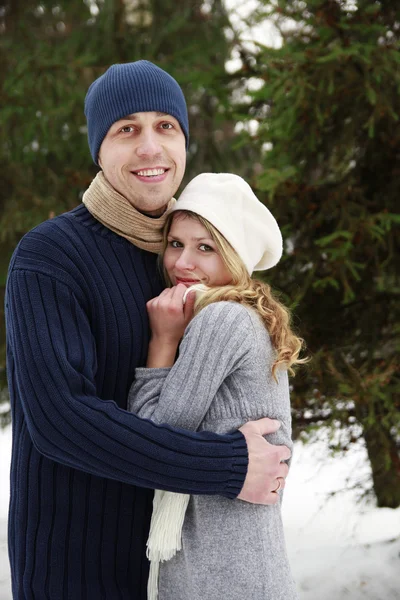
left=162, top=211, right=307, bottom=378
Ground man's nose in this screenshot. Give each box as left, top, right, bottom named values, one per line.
left=136, top=129, right=162, bottom=158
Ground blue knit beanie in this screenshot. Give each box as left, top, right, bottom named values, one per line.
left=84, top=60, right=189, bottom=165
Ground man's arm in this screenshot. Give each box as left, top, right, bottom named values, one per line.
left=6, top=268, right=249, bottom=497
left=7, top=266, right=289, bottom=503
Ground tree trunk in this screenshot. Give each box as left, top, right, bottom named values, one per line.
left=362, top=419, right=400, bottom=508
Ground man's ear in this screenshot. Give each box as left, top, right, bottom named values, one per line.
left=98, top=155, right=102, bottom=168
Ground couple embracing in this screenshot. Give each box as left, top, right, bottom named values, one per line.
left=6, top=60, right=305, bottom=599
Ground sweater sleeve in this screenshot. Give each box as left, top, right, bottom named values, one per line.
left=6, top=270, right=248, bottom=497
left=128, top=302, right=254, bottom=430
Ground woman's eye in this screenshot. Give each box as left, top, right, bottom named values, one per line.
left=199, top=244, right=213, bottom=252
left=169, top=240, right=182, bottom=248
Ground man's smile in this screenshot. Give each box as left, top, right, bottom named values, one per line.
left=130, top=166, right=170, bottom=183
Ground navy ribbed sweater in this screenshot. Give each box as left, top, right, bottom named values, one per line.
left=5, top=204, right=248, bottom=600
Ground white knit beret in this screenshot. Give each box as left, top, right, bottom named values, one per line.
left=169, top=173, right=283, bottom=274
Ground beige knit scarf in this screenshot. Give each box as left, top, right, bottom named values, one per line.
left=82, top=171, right=175, bottom=253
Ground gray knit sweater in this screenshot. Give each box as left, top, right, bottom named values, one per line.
left=128, top=301, right=298, bottom=600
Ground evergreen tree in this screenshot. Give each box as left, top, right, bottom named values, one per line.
left=4, top=0, right=397, bottom=508
left=233, top=0, right=400, bottom=507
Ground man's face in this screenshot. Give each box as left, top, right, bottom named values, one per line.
left=98, top=111, right=186, bottom=216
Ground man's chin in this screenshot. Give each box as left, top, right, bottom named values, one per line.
left=125, top=190, right=173, bottom=216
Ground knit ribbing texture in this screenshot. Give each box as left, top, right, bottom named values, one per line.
left=129, top=302, right=298, bottom=600
left=5, top=205, right=247, bottom=599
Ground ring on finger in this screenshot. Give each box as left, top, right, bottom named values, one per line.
left=272, top=477, right=284, bottom=494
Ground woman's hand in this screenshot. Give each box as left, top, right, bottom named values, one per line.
left=147, top=284, right=195, bottom=344
left=146, top=285, right=196, bottom=368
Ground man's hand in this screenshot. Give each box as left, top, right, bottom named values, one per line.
left=238, top=418, right=291, bottom=505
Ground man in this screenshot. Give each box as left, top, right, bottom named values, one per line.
left=6, top=60, right=290, bottom=599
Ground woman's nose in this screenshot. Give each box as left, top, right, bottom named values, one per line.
left=175, top=249, right=195, bottom=271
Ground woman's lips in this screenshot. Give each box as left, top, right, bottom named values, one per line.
left=175, top=278, right=201, bottom=287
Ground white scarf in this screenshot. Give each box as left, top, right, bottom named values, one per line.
left=147, top=490, right=190, bottom=600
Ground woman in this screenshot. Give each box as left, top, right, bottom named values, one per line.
left=128, top=173, right=305, bottom=600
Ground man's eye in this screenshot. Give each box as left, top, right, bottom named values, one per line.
left=160, top=122, right=173, bottom=130
left=120, top=126, right=134, bottom=133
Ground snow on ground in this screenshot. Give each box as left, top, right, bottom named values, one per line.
left=0, top=426, right=399, bottom=599
left=282, top=436, right=400, bottom=599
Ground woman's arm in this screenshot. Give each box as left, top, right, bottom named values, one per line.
left=129, top=302, right=254, bottom=431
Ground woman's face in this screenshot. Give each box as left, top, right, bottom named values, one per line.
left=163, top=213, right=233, bottom=288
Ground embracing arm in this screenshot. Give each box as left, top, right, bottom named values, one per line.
left=6, top=268, right=248, bottom=497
